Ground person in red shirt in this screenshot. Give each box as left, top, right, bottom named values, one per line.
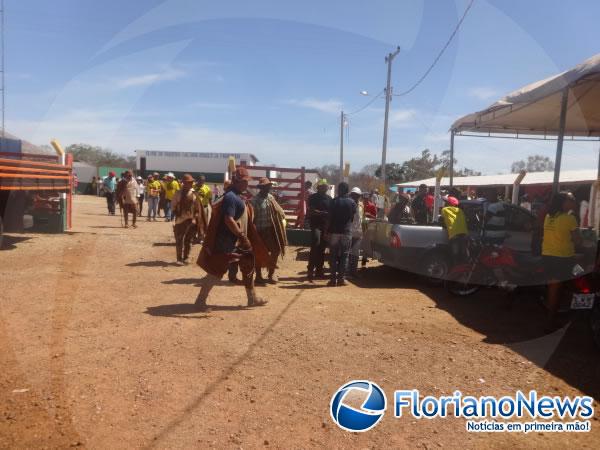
left=362, top=192, right=377, bottom=219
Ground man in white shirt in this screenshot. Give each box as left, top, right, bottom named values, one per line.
left=135, top=176, right=145, bottom=215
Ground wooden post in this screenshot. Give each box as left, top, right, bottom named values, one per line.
left=299, top=166, right=306, bottom=228
left=66, top=153, right=73, bottom=230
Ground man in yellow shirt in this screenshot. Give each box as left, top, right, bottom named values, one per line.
left=164, top=172, right=180, bottom=222
left=194, top=175, right=212, bottom=207
left=542, top=191, right=582, bottom=331
left=145, top=174, right=162, bottom=221
left=441, top=196, right=468, bottom=264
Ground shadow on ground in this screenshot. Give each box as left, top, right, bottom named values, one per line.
left=145, top=303, right=249, bottom=318
left=127, top=260, right=181, bottom=267
left=162, top=278, right=233, bottom=287
left=89, top=225, right=125, bottom=229
left=351, top=264, right=600, bottom=400
left=0, top=234, right=32, bottom=251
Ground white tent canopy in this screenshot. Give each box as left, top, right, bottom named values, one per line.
left=397, top=169, right=598, bottom=188
left=452, top=54, right=600, bottom=137
left=448, top=53, right=600, bottom=192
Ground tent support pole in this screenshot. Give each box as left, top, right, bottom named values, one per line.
left=511, top=170, right=527, bottom=205
left=553, top=87, right=569, bottom=193
left=449, top=130, right=455, bottom=187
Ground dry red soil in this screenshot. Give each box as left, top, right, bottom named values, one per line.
left=1, top=195, right=599, bottom=448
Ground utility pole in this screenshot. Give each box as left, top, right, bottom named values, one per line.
left=380, top=46, right=400, bottom=194
left=339, top=110, right=345, bottom=184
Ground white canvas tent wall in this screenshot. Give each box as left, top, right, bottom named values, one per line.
left=449, top=53, right=600, bottom=191
left=396, top=169, right=599, bottom=189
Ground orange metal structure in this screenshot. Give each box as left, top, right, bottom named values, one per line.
left=0, top=151, right=73, bottom=232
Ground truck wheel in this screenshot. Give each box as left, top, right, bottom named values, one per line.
left=445, top=270, right=480, bottom=296
left=421, top=253, right=449, bottom=286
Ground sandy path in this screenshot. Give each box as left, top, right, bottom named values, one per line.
left=0, top=195, right=598, bottom=448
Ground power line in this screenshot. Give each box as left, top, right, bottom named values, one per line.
left=394, top=0, right=475, bottom=97
left=345, top=89, right=385, bottom=116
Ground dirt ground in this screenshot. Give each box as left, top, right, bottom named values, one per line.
left=1, top=195, right=599, bottom=449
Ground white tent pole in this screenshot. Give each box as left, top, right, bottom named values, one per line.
left=433, top=175, right=442, bottom=222
left=553, top=87, right=569, bottom=193
left=511, top=170, right=527, bottom=205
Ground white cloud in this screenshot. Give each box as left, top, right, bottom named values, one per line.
left=467, top=87, right=499, bottom=101
left=7, top=108, right=341, bottom=167
left=388, top=109, right=417, bottom=127
left=115, top=68, right=186, bottom=89
left=286, top=98, right=343, bottom=114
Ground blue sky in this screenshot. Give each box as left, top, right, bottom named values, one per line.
left=6, top=0, right=600, bottom=174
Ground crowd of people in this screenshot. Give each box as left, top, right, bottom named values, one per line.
left=99, top=171, right=220, bottom=225
left=96, top=170, right=593, bottom=329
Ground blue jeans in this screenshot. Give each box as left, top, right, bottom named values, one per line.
left=147, top=196, right=159, bottom=219
left=329, top=233, right=352, bottom=282
left=308, top=227, right=327, bottom=273
left=349, top=236, right=362, bottom=275
left=164, top=199, right=172, bottom=220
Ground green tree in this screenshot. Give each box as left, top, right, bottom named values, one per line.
left=312, top=164, right=340, bottom=183
left=374, top=163, right=405, bottom=184
left=511, top=154, right=554, bottom=173
left=439, top=150, right=481, bottom=177
left=360, top=163, right=380, bottom=177
left=66, top=143, right=135, bottom=168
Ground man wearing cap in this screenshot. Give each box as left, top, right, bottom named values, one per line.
left=171, top=174, right=206, bottom=264
left=326, top=182, right=356, bottom=286
left=164, top=173, right=180, bottom=222
left=145, top=174, right=161, bottom=221
left=252, top=177, right=287, bottom=284
left=348, top=187, right=365, bottom=278
left=116, top=171, right=139, bottom=228
left=103, top=171, right=117, bottom=215
left=441, top=195, right=468, bottom=264
left=307, top=179, right=332, bottom=280
left=196, top=167, right=269, bottom=309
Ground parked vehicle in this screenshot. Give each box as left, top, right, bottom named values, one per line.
left=566, top=257, right=600, bottom=349
left=445, top=236, right=600, bottom=348
left=444, top=236, right=546, bottom=296
left=365, top=200, right=538, bottom=283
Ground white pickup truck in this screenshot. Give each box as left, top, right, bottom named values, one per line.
left=364, top=200, right=538, bottom=283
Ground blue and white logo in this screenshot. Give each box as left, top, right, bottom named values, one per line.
left=330, top=380, right=387, bottom=432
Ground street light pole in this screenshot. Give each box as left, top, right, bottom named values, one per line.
left=339, top=110, right=345, bottom=184
left=380, top=46, right=400, bottom=194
